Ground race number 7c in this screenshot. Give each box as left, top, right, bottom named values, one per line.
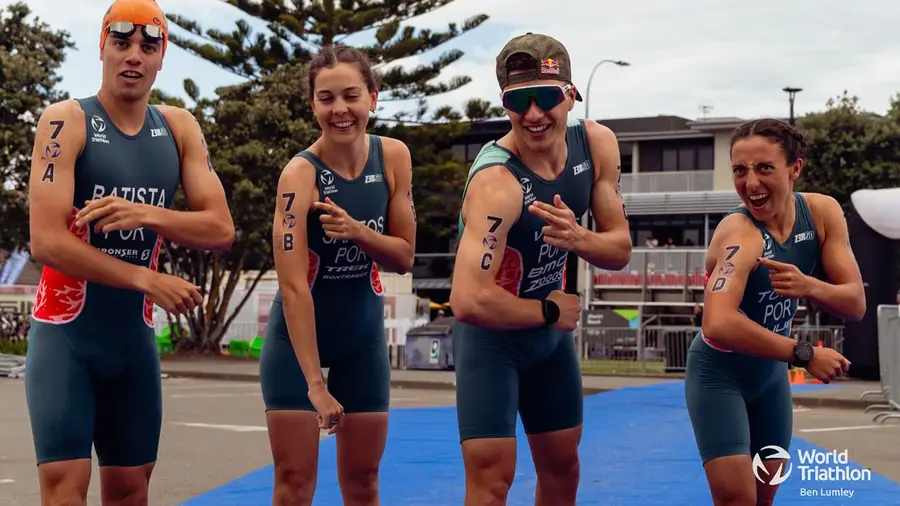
left=487, top=215, right=502, bottom=233
left=479, top=215, right=503, bottom=271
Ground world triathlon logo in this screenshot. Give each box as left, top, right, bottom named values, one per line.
left=752, top=445, right=792, bottom=485
left=752, top=445, right=872, bottom=498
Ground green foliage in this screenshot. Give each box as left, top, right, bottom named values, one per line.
left=0, top=2, right=74, bottom=252
left=0, top=338, right=27, bottom=356
left=371, top=106, right=469, bottom=241
left=796, top=91, right=900, bottom=209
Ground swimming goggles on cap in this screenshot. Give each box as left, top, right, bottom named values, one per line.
left=107, top=20, right=164, bottom=42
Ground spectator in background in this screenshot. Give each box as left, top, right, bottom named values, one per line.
left=645, top=234, right=658, bottom=248
left=666, top=237, right=676, bottom=248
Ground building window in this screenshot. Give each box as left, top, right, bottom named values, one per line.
left=698, top=146, right=714, bottom=170
left=678, top=147, right=696, bottom=171
left=662, top=148, right=678, bottom=171
left=621, top=154, right=633, bottom=173
left=451, top=144, right=466, bottom=161
left=639, top=139, right=715, bottom=172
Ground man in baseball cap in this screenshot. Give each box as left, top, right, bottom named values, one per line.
left=495, top=32, right=583, bottom=101
left=450, top=31, right=631, bottom=506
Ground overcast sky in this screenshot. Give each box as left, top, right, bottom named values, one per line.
left=7, top=0, right=900, bottom=123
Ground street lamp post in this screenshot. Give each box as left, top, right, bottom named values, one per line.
left=582, top=58, right=630, bottom=235
left=783, top=86, right=802, bottom=126
left=584, top=59, right=630, bottom=119
left=578, top=58, right=630, bottom=330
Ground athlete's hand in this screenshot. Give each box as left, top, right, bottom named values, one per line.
left=758, top=258, right=815, bottom=298
left=546, top=290, right=581, bottom=331
left=528, top=194, right=586, bottom=251
left=308, top=383, right=344, bottom=434
left=75, top=196, right=150, bottom=234
left=138, top=270, right=203, bottom=315
left=804, top=347, right=851, bottom=384
left=313, top=197, right=364, bottom=241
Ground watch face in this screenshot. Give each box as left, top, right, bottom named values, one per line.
left=798, top=342, right=814, bottom=360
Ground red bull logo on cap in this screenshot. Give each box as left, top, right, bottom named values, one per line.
left=541, top=58, right=560, bottom=75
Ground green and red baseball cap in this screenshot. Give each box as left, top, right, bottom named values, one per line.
left=495, top=32, right=583, bottom=101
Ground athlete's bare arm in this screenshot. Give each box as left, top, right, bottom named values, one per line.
left=803, top=193, right=866, bottom=320
left=344, top=137, right=415, bottom=274
left=273, top=158, right=324, bottom=389
left=450, top=166, right=546, bottom=330
left=143, top=106, right=235, bottom=251
left=29, top=100, right=153, bottom=290
left=701, top=214, right=796, bottom=361
left=573, top=120, right=631, bottom=270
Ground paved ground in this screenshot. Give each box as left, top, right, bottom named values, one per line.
left=158, top=355, right=882, bottom=410
left=0, top=377, right=457, bottom=506
left=1, top=374, right=897, bottom=505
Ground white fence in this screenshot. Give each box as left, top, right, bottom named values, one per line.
left=862, top=305, right=900, bottom=424
left=577, top=324, right=844, bottom=375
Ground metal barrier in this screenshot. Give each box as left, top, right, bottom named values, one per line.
left=866, top=305, right=899, bottom=424
left=0, top=353, right=25, bottom=378
left=577, top=325, right=845, bottom=375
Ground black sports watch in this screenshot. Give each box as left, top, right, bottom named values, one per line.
left=792, top=340, right=814, bottom=367
left=541, top=299, right=560, bottom=326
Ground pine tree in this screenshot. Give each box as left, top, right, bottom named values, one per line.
left=167, top=0, right=489, bottom=110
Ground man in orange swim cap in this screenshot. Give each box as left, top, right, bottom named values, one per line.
left=23, top=0, right=235, bottom=503
left=98, top=0, right=169, bottom=103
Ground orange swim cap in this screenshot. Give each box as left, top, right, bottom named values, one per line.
left=100, top=0, right=168, bottom=55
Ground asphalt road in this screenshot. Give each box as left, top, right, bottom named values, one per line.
left=0, top=378, right=897, bottom=505
left=0, top=377, right=457, bottom=506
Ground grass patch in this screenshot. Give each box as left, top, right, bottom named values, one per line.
left=581, top=358, right=675, bottom=376
left=0, top=338, right=27, bottom=356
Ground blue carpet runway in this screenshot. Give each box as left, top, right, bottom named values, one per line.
left=181, top=382, right=900, bottom=505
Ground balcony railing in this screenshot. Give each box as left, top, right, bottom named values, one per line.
left=620, top=170, right=714, bottom=193
left=594, top=248, right=707, bottom=288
